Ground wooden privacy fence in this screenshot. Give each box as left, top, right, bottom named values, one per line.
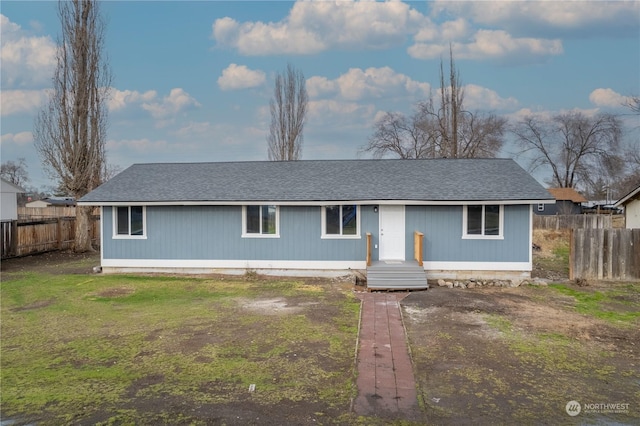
left=534, top=214, right=615, bottom=230
left=570, top=228, right=640, bottom=281
left=1, top=217, right=100, bottom=259
left=18, top=206, right=78, bottom=219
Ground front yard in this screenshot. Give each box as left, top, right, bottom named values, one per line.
left=1, top=253, right=361, bottom=425
left=1, top=250, right=638, bottom=425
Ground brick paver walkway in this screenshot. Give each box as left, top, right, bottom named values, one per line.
left=353, top=292, right=422, bottom=421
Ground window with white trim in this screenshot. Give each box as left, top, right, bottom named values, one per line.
left=322, top=205, right=359, bottom=238
left=243, top=205, right=279, bottom=237
left=113, top=206, right=146, bottom=238
left=463, top=204, right=503, bottom=239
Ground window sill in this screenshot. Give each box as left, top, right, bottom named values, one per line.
left=321, top=234, right=361, bottom=240
left=462, top=235, right=504, bottom=240
left=113, top=235, right=147, bottom=240
left=242, top=233, right=280, bottom=239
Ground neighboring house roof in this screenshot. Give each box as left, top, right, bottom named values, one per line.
left=547, top=188, right=587, bottom=203
left=614, top=185, right=640, bottom=207
left=79, top=158, right=554, bottom=205
left=1, top=178, right=25, bottom=193
left=26, top=197, right=76, bottom=207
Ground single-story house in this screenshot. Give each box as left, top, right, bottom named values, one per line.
left=78, top=158, right=554, bottom=284
left=1, top=178, right=25, bottom=221
left=536, top=187, right=587, bottom=215
left=614, top=185, right=640, bottom=228
left=25, top=197, right=76, bottom=208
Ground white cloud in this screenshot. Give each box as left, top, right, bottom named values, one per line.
left=463, top=84, right=518, bottom=110
left=217, top=64, right=266, bottom=90
left=0, top=131, right=34, bottom=146
left=108, top=89, right=157, bottom=111
left=409, top=29, right=563, bottom=61
left=430, top=1, right=639, bottom=37
left=0, top=89, right=48, bottom=116
left=307, top=67, right=430, bottom=101
left=0, top=14, right=56, bottom=89
left=589, top=88, right=630, bottom=108
left=141, top=88, right=201, bottom=119
left=212, top=1, right=426, bottom=55
left=308, top=99, right=374, bottom=120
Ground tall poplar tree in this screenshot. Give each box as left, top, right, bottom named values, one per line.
left=34, top=0, right=112, bottom=252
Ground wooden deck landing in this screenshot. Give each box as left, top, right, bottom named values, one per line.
left=366, top=260, right=429, bottom=291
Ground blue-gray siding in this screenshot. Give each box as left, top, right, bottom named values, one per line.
left=102, top=204, right=530, bottom=264
left=406, top=205, right=530, bottom=263
left=103, top=205, right=379, bottom=261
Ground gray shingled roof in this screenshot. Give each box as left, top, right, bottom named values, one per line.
left=79, top=159, right=552, bottom=204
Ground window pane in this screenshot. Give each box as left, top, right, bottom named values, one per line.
left=116, top=207, right=129, bottom=235
left=131, top=206, right=144, bottom=236
left=342, top=205, right=357, bottom=235
left=325, top=206, right=340, bottom=234
left=467, top=205, right=482, bottom=235
left=246, top=206, right=260, bottom=233
left=262, top=205, right=277, bottom=234
left=485, top=205, right=500, bottom=235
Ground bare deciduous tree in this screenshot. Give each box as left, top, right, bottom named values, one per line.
left=511, top=112, right=621, bottom=189
left=624, top=94, right=640, bottom=114
left=1, top=158, right=30, bottom=188
left=267, top=64, right=308, bottom=161
left=34, top=0, right=111, bottom=252
left=364, top=48, right=506, bottom=159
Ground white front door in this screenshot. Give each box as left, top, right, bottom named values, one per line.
left=379, top=205, right=405, bottom=260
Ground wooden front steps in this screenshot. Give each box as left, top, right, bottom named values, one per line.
left=366, top=260, right=429, bottom=291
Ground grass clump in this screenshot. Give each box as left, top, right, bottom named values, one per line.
left=549, top=283, right=640, bottom=324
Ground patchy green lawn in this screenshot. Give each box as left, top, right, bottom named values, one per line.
left=4, top=250, right=638, bottom=425
left=1, top=267, right=361, bottom=425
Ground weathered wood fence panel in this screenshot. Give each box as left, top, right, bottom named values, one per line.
left=18, top=206, right=101, bottom=219
left=1, top=220, right=18, bottom=259
left=570, top=228, right=640, bottom=281
left=1, top=217, right=100, bottom=259
left=534, top=214, right=614, bottom=230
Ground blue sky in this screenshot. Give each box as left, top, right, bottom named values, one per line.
left=1, top=0, right=639, bottom=190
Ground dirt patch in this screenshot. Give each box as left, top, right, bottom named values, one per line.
left=237, top=297, right=306, bottom=315
left=95, top=286, right=134, bottom=298
left=1, top=250, right=100, bottom=278
left=10, top=299, right=55, bottom=311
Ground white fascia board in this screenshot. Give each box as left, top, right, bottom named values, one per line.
left=78, top=199, right=556, bottom=207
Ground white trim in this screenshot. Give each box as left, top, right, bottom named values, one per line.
left=614, top=185, right=640, bottom=207
left=101, top=258, right=366, bottom=271
left=321, top=205, right=361, bottom=239
left=100, top=206, right=105, bottom=266
left=462, top=204, right=504, bottom=239
left=528, top=206, right=533, bottom=266
left=112, top=206, right=147, bottom=239
left=241, top=205, right=280, bottom=238
left=79, top=199, right=556, bottom=207
left=423, top=261, right=531, bottom=271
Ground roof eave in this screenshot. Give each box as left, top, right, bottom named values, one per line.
left=614, top=186, right=640, bottom=207
left=78, top=198, right=556, bottom=207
